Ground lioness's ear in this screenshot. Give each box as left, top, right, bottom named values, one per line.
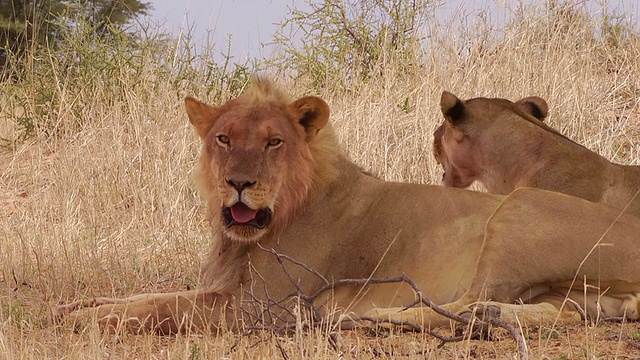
left=515, top=96, right=548, bottom=121
left=290, top=96, right=330, bottom=141
left=440, top=91, right=466, bottom=126
left=185, top=96, right=220, bottom=140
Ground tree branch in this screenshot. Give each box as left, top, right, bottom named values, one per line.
left=232, top=245, right=529, bottom=360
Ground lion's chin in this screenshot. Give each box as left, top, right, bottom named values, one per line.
left=221, top=205, right=273, bottom=243
left=223, top=226, right=266, bottom=243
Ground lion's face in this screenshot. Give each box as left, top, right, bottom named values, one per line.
left=185, top=85, right=329, bottom=243
left=434, top=92, right=548, bottom=188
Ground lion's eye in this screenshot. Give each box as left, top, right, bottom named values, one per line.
left=216, top=134, right=230, bottom=147
left=267, top=138, right=283, bottom=148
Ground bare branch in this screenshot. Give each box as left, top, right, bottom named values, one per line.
left=234, top=246, right=529, bottom=360
left=258, top=244, right=330, bottom=286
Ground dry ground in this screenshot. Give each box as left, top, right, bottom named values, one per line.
left=2, top=2, right=640, bottom=359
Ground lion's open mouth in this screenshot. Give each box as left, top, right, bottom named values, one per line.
left=222, top=202, right=272, bottom=229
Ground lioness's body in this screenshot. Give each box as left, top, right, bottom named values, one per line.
left=433, top=92, right=640, bottom=215
left=60, top=79, right=640, bottom=334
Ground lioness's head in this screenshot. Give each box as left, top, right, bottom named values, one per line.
left=433, top=91, right=548, bottom=188
left=185, top=78, right=330, bottom=242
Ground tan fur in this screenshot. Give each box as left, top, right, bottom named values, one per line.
left=433, top=91, right=640, bottom=216
left=59, top=79, right=640, bottom=334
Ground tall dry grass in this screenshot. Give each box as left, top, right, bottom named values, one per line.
left=1, top=1, right=639, bottom=358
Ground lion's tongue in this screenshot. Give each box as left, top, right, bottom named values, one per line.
left=231, top=203, right=258, bottom=224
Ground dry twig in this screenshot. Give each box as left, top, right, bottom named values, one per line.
left=230, top=245, right=530, bottom=360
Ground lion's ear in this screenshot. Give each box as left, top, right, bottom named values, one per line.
left=515, top=96, right=548, bottom=121
left=290, top=96, right=330, bottom=141
left=185, top=96, right=220, bottom=140
left=440, top=91, right=466, bottom=126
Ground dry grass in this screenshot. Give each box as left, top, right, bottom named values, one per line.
left=1, top=1, right=640, bottom=358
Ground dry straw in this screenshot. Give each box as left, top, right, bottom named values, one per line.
left=1, top=1, right=639, bottom=358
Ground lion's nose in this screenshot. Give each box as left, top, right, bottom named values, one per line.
left=226, top=179, right=256, bottom=193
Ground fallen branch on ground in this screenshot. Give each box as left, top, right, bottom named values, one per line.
left=229, top=245, right=528, bottom=360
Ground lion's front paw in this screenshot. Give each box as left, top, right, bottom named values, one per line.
left=362, top=307, right=426, bottom=331
left=59, top=307, right=102, bottom=333
left=456, top=303, right=502, bottom=339
left=363, top=307, right=400, bottom=327
left=52, top=299, right=94, bottom=331
left=52, top=298, right=97, bottom=322
left=458, top=303, right=502, bottom=322
left=55, top=303, right=128, bottom=334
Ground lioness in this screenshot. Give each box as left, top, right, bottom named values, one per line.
left=433, top=91, right=640, bottom=215
left=59, top=78, right=640, bottom=334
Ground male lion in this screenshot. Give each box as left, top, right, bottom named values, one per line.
left=433, top=91, right=640, bottom=216
left=59, top=78, right=640, bottom=335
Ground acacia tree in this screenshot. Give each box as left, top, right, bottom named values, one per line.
left=273, top=0, right=434, bottom=91
left=0, top=0, right=150, bottom=61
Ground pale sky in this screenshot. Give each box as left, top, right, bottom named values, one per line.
left=147, top=0, right=296, bottom=60
left=145, top=0, right=638, bottom=61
